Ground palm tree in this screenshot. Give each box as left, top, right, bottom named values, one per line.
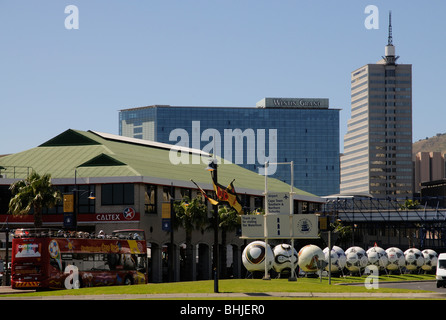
left=9, top=171, right=62, bottom=228
left=173, top=196, right=208, bottom=281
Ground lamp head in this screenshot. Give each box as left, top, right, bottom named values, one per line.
left=205, top=159, right=217, bottom=171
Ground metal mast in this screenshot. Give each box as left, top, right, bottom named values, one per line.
left=388, top=11, right=393, bottom=46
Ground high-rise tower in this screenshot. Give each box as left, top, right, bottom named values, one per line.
left=340, top=12, right=413, bottom=197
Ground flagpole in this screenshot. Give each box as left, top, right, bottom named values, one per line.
left=212, top=164, right=219, bottom=293
left=289, top=160, right=297, bottom=281
left=212, top=134, right=219, bottom=293
left=263, top=161, right=270, bottom=280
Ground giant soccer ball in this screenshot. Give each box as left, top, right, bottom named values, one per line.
left=48, top=240, right=60, bottom=259
left=386, top=247, right=405, bottom=271
left=404, top=248, right=425, bottom=271
left=273, top=244, right=298, bottom=273
left=298, top=244, right=324, bottom=273
left=366, top=246, right=388, bottom=271
left=345, top=246, right=368, bottom=273
left=323, top=246, right=346, bottom=273
left=242, top=241, right=274, bottom=273
left=421, top=249, right=438, bottom=271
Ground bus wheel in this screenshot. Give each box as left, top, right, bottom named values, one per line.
left=124, top=276, right=134, bottom=285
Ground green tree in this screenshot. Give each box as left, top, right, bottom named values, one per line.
left=399, top=199, right=420, bottom=210
left=216, top=205, right=240, bottom=278
left=9, top=171, right=62, bottom=228
left=331, top=220, right=352, bottom=248
left=173, top=196, right=208, bottom=281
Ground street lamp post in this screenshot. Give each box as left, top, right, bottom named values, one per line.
left=206, top=159, right=219, bottom=293
left=169, top=184, right=176, bottom=282
left=66, top=168, right=95, bottom=230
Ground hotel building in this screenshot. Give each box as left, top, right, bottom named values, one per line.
left=119, top=97, right=340, bottom=196
left=340, top=14, right=413, bottom=198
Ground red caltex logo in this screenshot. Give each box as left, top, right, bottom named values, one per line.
left=123, top=207, right=135, bottom=220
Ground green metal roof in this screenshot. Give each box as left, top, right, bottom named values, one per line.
left=0, top=129, right=322, bottom=201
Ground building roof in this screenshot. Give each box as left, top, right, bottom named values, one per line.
left=0, top=129, right=322, bottom=202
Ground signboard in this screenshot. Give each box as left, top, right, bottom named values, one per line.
left=241, top=214, right=319, bottom=239
left=63, top=194, right=74, bottom=213
left=293, top=214, right=318, bottom=238
left=241, top=215, right=264, bottom=239
left=266, top=215, right=290, bottom=238
left=63, top=212, right=76, bottom=229
left=161, top=203, right=171, bottom=219
left=256, top=98, right=329, bottom=109
left=63, top=194, right=75, bottom=228
left=162, top=203, right=171, bottom=231
left=266, top=192, right=291, bottom=215
left=77, top=208, right=140, bottom=224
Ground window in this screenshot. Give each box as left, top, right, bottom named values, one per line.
left=240, top=194, right=250, bottom=212
left=163, top=186, right=174, bottom=202
left=254, top=197, right=263, bottom=210
left=301, top=201, right=309, bottom=214
left=180, top=188, right=191, bottom=200
left=46, top=185, right=96, bottom=214
left=101, top=184, right=134, bottom=205
left=145, top=184, right=157, bottom=214
left=133, top=127, right=143, bottom=134
left=0, top=186, right=11, bottom=215
left=385, top=69, right=395, bottom=77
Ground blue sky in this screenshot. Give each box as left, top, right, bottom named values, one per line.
left=1, top=1, right=445, bottom=154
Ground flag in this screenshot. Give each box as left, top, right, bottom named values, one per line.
left=226, top=181, right=243, bottom=214
left=212, top=177, right=243, bottom=214
left=190, top=179, right=219, bottom=206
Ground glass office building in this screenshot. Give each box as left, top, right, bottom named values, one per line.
left=119, top=98, right=340, bottom=196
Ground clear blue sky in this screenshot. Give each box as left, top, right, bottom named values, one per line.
left=1, top=1, right=445, bottom=154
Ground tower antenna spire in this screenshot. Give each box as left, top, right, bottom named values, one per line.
left=383, top=10, right=398, bottom=64
left=388, top=11, right=393, bottom=46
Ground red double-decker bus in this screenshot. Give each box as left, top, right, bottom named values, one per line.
left=11, top=229, right=148, bottom=290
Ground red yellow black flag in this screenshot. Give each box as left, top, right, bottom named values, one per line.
left=212, top=177, right=243, bottom=214
left=190, top=179, right=219, bottom=206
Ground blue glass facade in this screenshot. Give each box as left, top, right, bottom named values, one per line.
left=119, top=103, right=340, bottom=196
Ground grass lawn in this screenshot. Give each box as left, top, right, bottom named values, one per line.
left=6, top=274, right=437, bottom=298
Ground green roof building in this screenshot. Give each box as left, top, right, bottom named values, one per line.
left=0, top=129, right=323, bottom=282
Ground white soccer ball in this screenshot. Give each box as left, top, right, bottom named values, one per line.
left=298, top=244, right=324, bottom=272
left=273, top=244, right=298, bottom=273
left=386, top=247, right=405, bottom=271
left=345, top=246, right=368, bottom=273
left=421, top=249, right=438, bottom=271
left=323, top=246, right=346, bottom=273
left=366, top=246, right=388, bottom=270
left=242, top=241, right=274, bottom=272
left=404, top=248, right=425, bottom=271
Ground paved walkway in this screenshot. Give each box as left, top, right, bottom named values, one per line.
left=0, top=286, right=445, bottom=300
left=6, top=292, right=446, bottom=300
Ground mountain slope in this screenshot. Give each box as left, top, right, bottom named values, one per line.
left=413, top=133, right=446, bottom=156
